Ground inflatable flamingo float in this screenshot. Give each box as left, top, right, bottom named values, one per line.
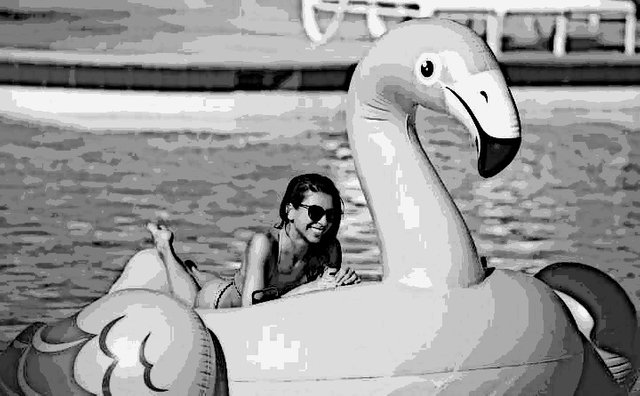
left=1, top=18, right=638, bottom=395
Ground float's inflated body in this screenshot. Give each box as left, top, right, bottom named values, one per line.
left=0, top=269, right=631, bottom=395
left=196, top=269, right=586, bottom=395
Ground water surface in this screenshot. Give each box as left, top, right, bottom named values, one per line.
left=0, top=88, right=639, bottom=345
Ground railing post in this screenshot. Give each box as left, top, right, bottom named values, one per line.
left=485, top=12, right=504, bottom=55
left=366, top=0, right=386, bottom=38
left=624, top=11, right=636, bottom=55
left=553, top=12, right=568, bottom=57
left=587, top=13, right=600, bottom=34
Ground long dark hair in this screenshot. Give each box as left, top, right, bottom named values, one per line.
left=275, top=173, right=343, bottom=243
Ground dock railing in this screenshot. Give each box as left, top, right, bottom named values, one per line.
left=301, top=0, right=637, bottom=55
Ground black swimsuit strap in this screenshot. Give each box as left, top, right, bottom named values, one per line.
left=266, top=229, right=281, bottom=269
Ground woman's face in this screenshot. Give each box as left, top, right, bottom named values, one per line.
left=289, top=191, right=335, bottom=244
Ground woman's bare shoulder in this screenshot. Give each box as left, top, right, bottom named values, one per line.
left=247, top=230, right=276, bottom=252
left=241, top=231, right=277, bottom=277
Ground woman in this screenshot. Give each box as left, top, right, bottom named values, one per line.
left=109, top=173, right=360, bottom=309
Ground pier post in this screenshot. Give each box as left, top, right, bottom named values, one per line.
left=587, top=14, right=600, bottom=34
left=625, top=12, right=637, bottom=55
left=485, top=12, right=504, bottom=55
left=553, top=13, right=568, bottom=57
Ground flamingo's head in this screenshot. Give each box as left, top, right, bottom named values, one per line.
left=353, top=18, right=521, bottom=177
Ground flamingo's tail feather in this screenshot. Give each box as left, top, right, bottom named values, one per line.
left=535, top=262, right=639, bottom=391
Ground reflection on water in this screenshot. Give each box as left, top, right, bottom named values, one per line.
left=0, top=89, right=639, bottom=342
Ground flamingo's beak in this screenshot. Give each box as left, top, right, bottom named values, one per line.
left=476, top=128, right=521, bottom=178
left=443, top=70, right=521, bottom=178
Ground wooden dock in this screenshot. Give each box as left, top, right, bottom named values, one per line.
left=1, top=1, right=639, bottom=90
left=2, top=46, right=640, bottom=91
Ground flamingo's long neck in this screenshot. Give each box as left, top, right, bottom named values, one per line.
left=348, top=90, right=485, bottom=289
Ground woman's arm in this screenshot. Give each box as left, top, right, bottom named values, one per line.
left=329, top=240, right=361, bottom=286
left=282, top=240, right=358, bottom=298
left=240, top=233, right=272, bottom=307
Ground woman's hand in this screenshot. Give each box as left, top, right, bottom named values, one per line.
left=334, top=266, right=361, bottom=286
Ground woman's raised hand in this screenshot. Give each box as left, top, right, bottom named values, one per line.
left=334, top=266, right=361, bottom=286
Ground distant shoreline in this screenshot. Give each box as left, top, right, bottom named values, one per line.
left=2, top=47, right=640, bottom=89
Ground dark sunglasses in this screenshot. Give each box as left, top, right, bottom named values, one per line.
left=298, top=204, right=340, bottom=222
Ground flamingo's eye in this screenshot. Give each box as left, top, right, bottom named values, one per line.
left=414, top=53, right=441, bottom=85
left=420, top=60, right=434, bottom=78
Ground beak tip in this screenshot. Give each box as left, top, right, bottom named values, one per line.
left=478, top=168, right=497, bottom=179
left=477, top=136, right=521, bottom=178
